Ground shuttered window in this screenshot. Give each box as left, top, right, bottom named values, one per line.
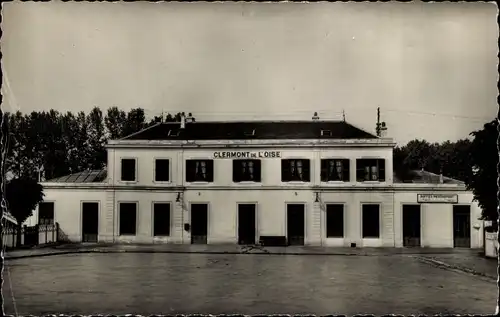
left=186, top=160, right=214, bottom=182
left=121, top=159, right=136, bottom=181
left=356, top=159, right=385, bottom=182
left=281, top=159, right=311, bottom=182
left=233, top=160, right=262, bottom=182
left=154, top=159, right=170, bottom=182
left=321, top=159, right=350, bottom=182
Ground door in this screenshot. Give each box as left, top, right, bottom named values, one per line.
left=238, top=204, right=256, bottom=245
left=287, top=204, right=305, bottom=246
left=402, top=205, right=421, bottom=247
left=453, top=205, right=471, bottom=248
left=191, top=203, right=208, bottom=244
left=82, top=202, right=99, bottom=243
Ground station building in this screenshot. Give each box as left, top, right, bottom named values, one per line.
left=26, top=114, right=484, bottom=248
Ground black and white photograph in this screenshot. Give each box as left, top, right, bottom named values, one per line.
left=1, top=1, right=499, bottom=315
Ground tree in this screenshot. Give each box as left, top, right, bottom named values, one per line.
left=121, top=108, right=147, bottom=137
left=104, top=107, right=127, bottom=140
left=86, top=107, right=107, bottom=170
left=401, top=139, right=435, bottom=170
left=466, top=120, right=498, bottom=221
left=5, top=178, right=45, bottom=247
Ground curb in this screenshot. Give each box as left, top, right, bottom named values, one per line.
left=412, top=256, right=497, bottom=282
left=4, top=247, right=485, bottom=260
left=5, top=248, right=420, bottom=260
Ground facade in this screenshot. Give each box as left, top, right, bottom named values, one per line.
left=27, top=116, right=484, bottom=248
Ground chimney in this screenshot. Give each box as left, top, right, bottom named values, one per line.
left=180, top=112, right=186, bottom=129
left=312, top=112, right=320, bottom=121
left=185, top=112, right=194, bottom=123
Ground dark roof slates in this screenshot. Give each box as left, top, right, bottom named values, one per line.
left=122, top=121, right=378, bottom=141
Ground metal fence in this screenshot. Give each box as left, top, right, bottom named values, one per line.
left=2, top=223, right=61, bottom=249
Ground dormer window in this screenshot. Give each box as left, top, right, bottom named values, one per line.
left=321, top=130, right=332, bottom=137
left=244, top=129, right=256, bottom=137
left=168, top=130, right=180, bottom=137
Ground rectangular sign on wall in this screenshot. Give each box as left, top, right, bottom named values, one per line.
left=417, top=194, right=458, bottom=204
left=213, top=151, right=281, bottom=159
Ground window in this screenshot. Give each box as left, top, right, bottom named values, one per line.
left=155, top=159, right=170, bottom=182
left=321, top=159, right=350, bottom=182
left=321, top=130, right=332, bottom=137
left=153, top=203, right=171, bottom=236
left=281, top=159, right=311, bottom=182
left=362, top=204, right=380, bottom=238
left=119, top=203, right=137, bottom=235
left=356, top=159, right=385, bottom=182
left=233, top=160, right=261, bottom=182
left=121, top=158, right=136, bottom=182
left=326, top=204, right=344, bottom=238
left=186, top=159, right=214, bottom=182
left=38, top=202, right=55, bottom=225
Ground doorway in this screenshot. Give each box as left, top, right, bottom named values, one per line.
left=402, top=204, right=421, bottom=247
left=82, top=202, right=99, bottom=243
left=238, top=204, right=256, bottom=245
left=287, top=204, right=305, bottom=246
left=453, top=205, right=471, bottom=248
left=191, top=203, right=208, bottom=244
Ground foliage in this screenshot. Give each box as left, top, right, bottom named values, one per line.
left=4, top=107, right=182, bottom=180
left=6, top=178, right=45, bottom=225
left=121, top=108, right=147, bottom=138
left=104, top=107, right=127, bottom=140
left=466, top=120, right=498, bottom=221
left=87, top=107, right=107, bottom=170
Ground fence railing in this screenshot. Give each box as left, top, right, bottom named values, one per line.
left=2, top=222, right=61, bottom=250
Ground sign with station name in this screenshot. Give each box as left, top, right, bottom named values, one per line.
left=417, top=194, right=458, bottom=204
left=213, top=151, right=282, bottom=159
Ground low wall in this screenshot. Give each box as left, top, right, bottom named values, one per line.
left=485, top=232, right=498, bottom=258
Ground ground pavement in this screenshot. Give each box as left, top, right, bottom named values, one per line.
left=3, top=244, right=498, bottom=315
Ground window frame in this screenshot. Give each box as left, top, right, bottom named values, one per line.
left=151, top=201, right=172, bottom=237
left=120, top=157, right=138, bottom=183
left=233, top=159, right=262, bottom=183
left=361, top=203, right=381, bottom=238
left=321, top=158, right=350, bottom=182
left=281, top=158, right=311, bottom=182
left=185, top=159, right=214, bottom=183
left=118, top=201, right=138, bottom=236
left=325, top=203, right=345, bottom=238
left=38, top=201, right=55, bottom=225
left=153, top=158, right=171, bottom=183
left=356, top=158, right=386, bottom=182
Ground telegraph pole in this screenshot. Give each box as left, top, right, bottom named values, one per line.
left=376, top=107, right=387, bottom=137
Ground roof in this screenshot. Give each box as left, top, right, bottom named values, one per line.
left=46, top=169, right=107, bottom=183
left=121, top=120, right=378, bottom=141
left=393, top=169, right=464, bottom=185
left=45, top=167, right=462, bottom=186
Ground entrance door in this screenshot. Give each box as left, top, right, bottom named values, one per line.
left=287, top=204, right=305, bottom=246
left=402, top=205, right=421, bottom=247
left=238, top=204, right=256, bottom=245
left=453, top=205, right=471, bottom=248
left=82, top=202, right=99, bottom=243
left=191, top=203, right=208, bottom=244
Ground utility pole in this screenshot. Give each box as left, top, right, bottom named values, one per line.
left=376, top=107, right=387, bottom=137
left=342, top=109, right=346, bottom=122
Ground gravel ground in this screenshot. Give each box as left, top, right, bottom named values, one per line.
left=3, top=253, right=497, bottom=315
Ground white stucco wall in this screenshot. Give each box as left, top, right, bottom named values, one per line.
left=36, top=141, right=481, bottom=249
left=107, top=145, right=394, bottom=187
left=26, top=187, right=107, bottom=242
left=393, top=191, right=483, bottom=248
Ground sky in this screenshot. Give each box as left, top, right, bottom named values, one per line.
left=1, top=1, right=498, bottom=144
